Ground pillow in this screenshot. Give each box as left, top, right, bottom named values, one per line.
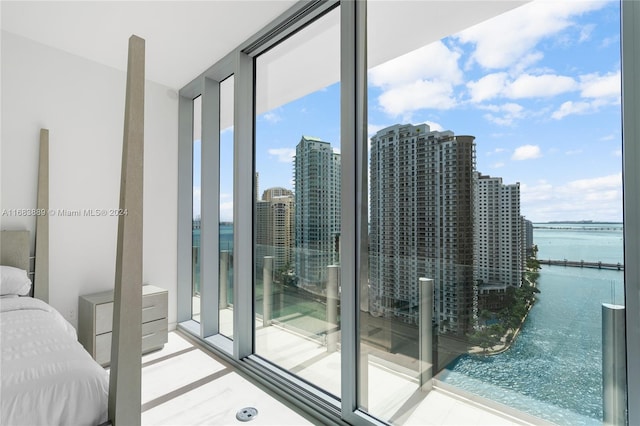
left=1, top=265, right=32, bottom=296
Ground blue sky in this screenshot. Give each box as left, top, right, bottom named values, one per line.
left=202, top=0, right=622, bottom=223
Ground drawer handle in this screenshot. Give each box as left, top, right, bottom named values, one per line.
left=142, top=332, right=156, bottom=339
left=143, top=306, right=156, bottom=311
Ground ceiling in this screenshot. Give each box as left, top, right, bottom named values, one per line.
left=1, top=1, right=527, bottom=93
left=0, top=1, right=298, bottom=90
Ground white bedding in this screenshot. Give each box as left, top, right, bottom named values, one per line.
left=1, top=297, right=108, bottom=426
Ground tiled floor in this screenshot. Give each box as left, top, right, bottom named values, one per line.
left=138, top=330, right=537, bottom=426
left=141, top=332, right=314, bottom=425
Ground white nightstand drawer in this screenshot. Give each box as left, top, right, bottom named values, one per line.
left=95, top=318, right=168, bottom=366
left=95, top=302, right=113, bottom=335
left=142, top=293, right=168, bottom=323
left=142, top=318, right=169, bottom=351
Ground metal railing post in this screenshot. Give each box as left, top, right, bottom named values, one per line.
left=327, top=264, right=340, bottom=352
left=263, top=256, right=274, bottom=326
left=419, top=277, right=434, bottom=391
left=602, top=303, right=627, bottom=425
left=219, top=251, right=229, bottom=309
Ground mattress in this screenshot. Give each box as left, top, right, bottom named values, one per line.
left=1, top=297, right=109, bottom=425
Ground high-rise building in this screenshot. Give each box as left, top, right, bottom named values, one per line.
left=523, top=218, right=534, bottom=257
left=256, top=187, right=295, bottom=272
left=369, top=123, right=476, bottom=335
left=475, top=174, right=523, bottom=310
left=293, top=136, right=341, bottom=291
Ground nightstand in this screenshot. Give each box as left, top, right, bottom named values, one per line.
left=78, top=285, right=168, bottom=366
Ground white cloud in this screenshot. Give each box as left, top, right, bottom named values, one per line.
left=579, top=24, right=596, bottom=42
left=369, top=41, right=462, bottom=88
left=505, top=74, right=578, bottom=98
left=262, top=110, right=282, bottom=124
left=456, top=0, right=608, bottom=70
left=377, top=80, right=457, bottom=117
left=552, top=100, right=591, bottom=119
left=370, top=41, right=462, bottom=117
left=512, top=145, right=542, bottom=160
left=426, top=121, right=445, bottom=132
left=550, top=71, right=620, bottom=119
left=565, top=149, right=583, bottom=155
left=468, top=73, right=578, bottom=103
left=521, top=174, right=623, bottom=222
left=481, top=103, right=525, bottom=126
left=268, top=148, right=296, bottom=163
left=467, top=73, right=508, bottom=103
left=564, top=173, right=621, bottom=192
left=491, top=162, right=505, bottom=169
left=580, top=71, right=621, bottom=98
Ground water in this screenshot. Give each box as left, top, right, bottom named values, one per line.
left=443, top=223, right=624, bottom=425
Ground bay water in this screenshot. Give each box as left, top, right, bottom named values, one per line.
left=442, top=223, right=624, bottom=424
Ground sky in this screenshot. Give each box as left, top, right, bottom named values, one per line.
left=198, top=0, right=623, bottom=223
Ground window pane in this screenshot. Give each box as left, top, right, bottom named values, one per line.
left=219, top=75, right=234, bottom=338
left=362, top=1, right=623, bottom=424
left=254, top=7, right=341, bottom=397
left=192, top=95, right=202, bottom=323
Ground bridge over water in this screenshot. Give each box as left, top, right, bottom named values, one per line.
left=539, top=259, right=624, bottom=271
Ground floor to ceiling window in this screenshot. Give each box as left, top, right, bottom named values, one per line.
left=254, top=5, right=342, bottom=398
left=362, top=1, right=624, bottom=424
left=177, top=1, right=638, bottom=424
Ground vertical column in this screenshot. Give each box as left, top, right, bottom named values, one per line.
left=201, top=77, right=221, bottom=338
left=340, top=0, right=368, bottom=420
left=109, top=34, right=144, bottom=426
left=327, top=264, right=340, bottom=352
left=263, top=256, right=273, bottom=326
left=419, top=277, right=434, bottom=391
left=220, top=251, right=229, bottom=309
left=34, top=128, right=49, bottom=303
left=233, top=50, right=254, bottom=359
left=602, top=304, right=627, bottom=425
left=177, top=93, right=195, bottom=324
left=622, top=1, right=640, bottom=424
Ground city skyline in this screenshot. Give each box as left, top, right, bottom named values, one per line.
left=194, top=0, right=622, bottom=224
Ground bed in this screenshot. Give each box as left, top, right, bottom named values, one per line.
left=1, top=231, right=109, bottom=426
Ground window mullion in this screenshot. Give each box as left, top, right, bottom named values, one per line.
left=233, top=50, right=255, bottom=360
left=340, top=0, right=371, bottom=424
left=622, top=1, right=640, bottom=424
left=177, top=94, right=195, bottom=323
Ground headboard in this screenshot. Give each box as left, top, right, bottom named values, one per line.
left=1, top=230, right=30, bottom=272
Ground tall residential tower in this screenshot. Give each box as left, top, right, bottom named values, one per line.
left=369, top=123, right=476, bottom=336
left=256, top=187, right=295, bottom=272
left=294, top=136, right=341, bottom=291
left=475, top=174, right=523, bottom=310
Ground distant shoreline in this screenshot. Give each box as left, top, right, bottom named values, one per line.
left=535, top=221, right=622, bottom=225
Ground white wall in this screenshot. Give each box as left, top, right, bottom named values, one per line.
left=1, top=31, right=178, bottom=329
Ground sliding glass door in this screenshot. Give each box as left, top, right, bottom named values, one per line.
left=254, top=5, right=342, bottom=398
left=360, top=1, right=625, bottom=424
